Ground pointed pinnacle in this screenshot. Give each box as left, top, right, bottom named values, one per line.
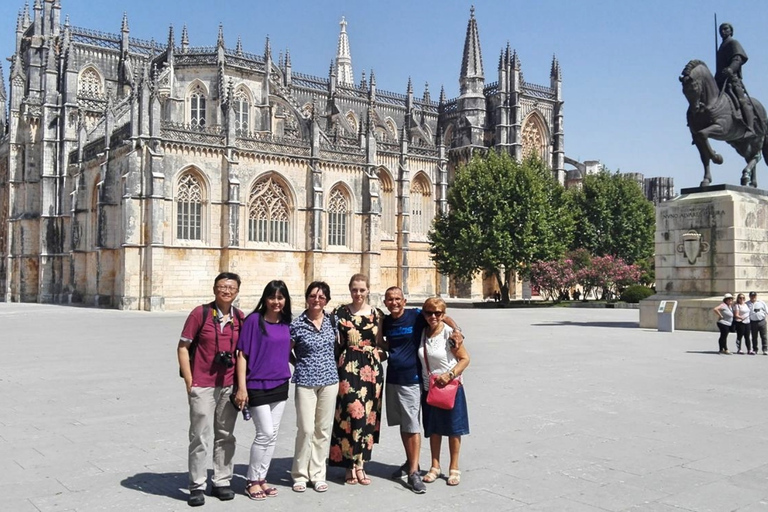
left=121, top=12, right=129, bottom=32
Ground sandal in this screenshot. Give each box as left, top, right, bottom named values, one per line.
left=292, top=481, right=307, bottom=493
left=313, top=481, right=328, bottom=493
left=447, top=469, right=461, bottom=486
left=258, top=480, right=278, bottom=497
left=422, top=466, right=441, bottom=483
left=355, top=467, right=372, bottom=485
left=245, top=481, right=266, bottom=501
left=345, top=469, right=358, bottom=485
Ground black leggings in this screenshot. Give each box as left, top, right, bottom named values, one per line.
left=717, top=323, right=730, bottom=352
left=735, top=322, right=753, bottom=352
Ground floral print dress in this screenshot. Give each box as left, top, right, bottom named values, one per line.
left=328, top=305, right=384, bottom=468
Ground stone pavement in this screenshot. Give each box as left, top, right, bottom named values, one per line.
left=2, top=303, right=768, bottom=511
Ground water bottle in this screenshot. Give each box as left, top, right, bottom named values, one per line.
left=242, top=406, right=251, bottom=421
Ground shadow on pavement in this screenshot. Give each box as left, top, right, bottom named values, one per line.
left=532, top=321, right=639, bottom=329
left=685, top=350, right=729, bottom=355
left=120, top=472, right=188, bottom=501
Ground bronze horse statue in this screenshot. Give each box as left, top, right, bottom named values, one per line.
left=680, top=59, right=768, bottom=187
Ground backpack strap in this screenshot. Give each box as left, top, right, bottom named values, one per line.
left=180, top=302, right=211, bottom=378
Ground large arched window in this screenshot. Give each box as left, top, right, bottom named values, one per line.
left=177, top=171, right=204, bottom=240
left=327, top=187, right=349, bottom=247
left=233, top=88, right=250, bottom=133
left=522, top=112, right=549, bottom=160
left=378, top=168, right=395, bottom=239
left=410, top=174, right=432, bottom=240
left=78, top=67, right=103, bottom=98
left=248, top=176, right=291, bottom=244
left=189, top=83, right=207, bottom=128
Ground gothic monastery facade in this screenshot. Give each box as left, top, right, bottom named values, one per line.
left=0, top=1, right=564, bottom=310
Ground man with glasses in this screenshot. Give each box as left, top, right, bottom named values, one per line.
left=748, top=291, right=768, bottom=355
left=382, top=288, right=463, bottom=494
left=178, top=272, right=244, bottom=506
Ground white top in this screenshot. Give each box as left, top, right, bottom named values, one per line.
left=418, top=325, right=461, bottom=391
left=748, top=300, right=767, bottom=322
left=734, top=303, right=751, bottom=324
left=716, top=303, right=733, bottom=326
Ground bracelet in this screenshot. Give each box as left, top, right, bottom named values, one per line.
left=448, top=370, right=456, bottom=379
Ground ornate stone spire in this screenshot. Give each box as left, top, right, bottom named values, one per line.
left=335, top=16, right=354, bottom=86
left=217, top=23, right=224, bottom=48
left=181, top=25, right=189, bottom=52
left=423, top=82, right=430, bottom=103
left=22, top=2, right=31, bottom=29
left=236, top=36, right=243, bottom=56
left=460, top=5, right=484, bottom=90
left=439, top=85, right=446, bottom=104
left=550, top=54, right=561, bottom=81
left=121, top=11, right=129, bottom=33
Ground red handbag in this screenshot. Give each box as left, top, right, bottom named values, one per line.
left=423, top=343, right=459, bottom=410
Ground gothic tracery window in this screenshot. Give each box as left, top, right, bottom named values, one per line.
left=522, top=114, right=547, bottom=160
left=233, top=89, right=250, bottom=133
left=78, top=67, right=103, bottom=98
left=177, top=172, right=204, bottom=240
left=248, top=176, right=290, bottom=244
left=410, top=175, right=432, bottom=240
left=189, top=84, right=207, bottom=128
left=327, top=188, right=349, bottom=247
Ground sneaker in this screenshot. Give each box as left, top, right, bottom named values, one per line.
left=407, top=472, right=427, bottom=494
left=391, top=462, right=409, bottom=480
left=722, top=350, right=731, bottom=354
left=188, top=490, right=205, bottom=507
left=751, top=351, right=757, bottom=355
left=763, top=350, right=767, bottom=355
left=211, top=485, right=235, bottom=501
left=736, top=350, right=743, bottom=354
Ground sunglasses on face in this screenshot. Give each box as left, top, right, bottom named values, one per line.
left=424, top=310, right=444, bottom=317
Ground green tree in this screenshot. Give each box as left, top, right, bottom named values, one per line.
left=429, top=151, right=573, bottom=301
left=566, top=171, right=655, bottom=264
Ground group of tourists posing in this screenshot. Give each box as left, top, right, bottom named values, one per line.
left=713, top=291, right=768, bottom=354
left=177, top=272, right=470, bottom=506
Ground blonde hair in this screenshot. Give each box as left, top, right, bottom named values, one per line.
left=422, top=296, right=446, bottom=313
left=348, top=273, right=369, bottom=289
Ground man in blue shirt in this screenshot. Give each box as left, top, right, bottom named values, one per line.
left=382, top=287, right=463, bottom=493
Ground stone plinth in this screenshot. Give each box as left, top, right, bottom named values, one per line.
left=640, top=184, right=768, bottom=331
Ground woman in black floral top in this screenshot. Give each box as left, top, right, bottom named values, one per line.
left=328, top=273, right=385, bottom=485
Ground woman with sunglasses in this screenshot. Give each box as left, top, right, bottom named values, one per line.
left=733, top=293, right=753, bottom=354
left=418, top=297, right=470, bottom=487
left=328, top=273, right=385, bottom=486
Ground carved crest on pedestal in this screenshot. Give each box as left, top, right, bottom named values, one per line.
left=676, top=230, right=710, bottom=264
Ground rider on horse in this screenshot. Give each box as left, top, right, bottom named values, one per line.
left=716, top=23, right=756, bottom=137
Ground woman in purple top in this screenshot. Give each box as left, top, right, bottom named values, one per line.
left=234, top=280, right=293, bottom=500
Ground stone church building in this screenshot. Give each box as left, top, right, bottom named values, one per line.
left=0, top=1, right=564, bottom=310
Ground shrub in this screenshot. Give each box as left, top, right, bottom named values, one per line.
left=621, top=284, right=654, bottom=303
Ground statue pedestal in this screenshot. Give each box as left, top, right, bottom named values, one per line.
left=640, top=184, right=768, bottom=331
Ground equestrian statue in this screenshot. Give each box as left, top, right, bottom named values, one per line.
left=680, top=23, right=768, bottom=187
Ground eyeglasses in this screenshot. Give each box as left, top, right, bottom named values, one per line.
left=215, top=285, right=239, bottom=292
left=308, top=294, right=327, bottom=302
left=424, top=310, right=444, bottom=317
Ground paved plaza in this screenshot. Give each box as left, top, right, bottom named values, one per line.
left=3, top=303, right=768, bottom=511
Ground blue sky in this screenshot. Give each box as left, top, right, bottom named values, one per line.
left=2, top=0, right=768, bottom=191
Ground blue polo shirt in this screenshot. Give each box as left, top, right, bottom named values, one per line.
left=383, top=308, right=426, bottom=385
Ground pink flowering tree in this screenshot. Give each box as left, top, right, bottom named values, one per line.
left=582, top=255, right=641, bottom=300
left=529, top=259, right=577, bottom=301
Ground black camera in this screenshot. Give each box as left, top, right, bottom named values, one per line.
left=214, top=351, right=234, bottom=368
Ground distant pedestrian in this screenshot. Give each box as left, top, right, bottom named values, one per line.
left=177, top=272, right=245, bottom=507
left=713, top=293, right=734, bottom=354
left=748, top=292, right=768, bottom=355
left=733, top=293, right=752, bottom=354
